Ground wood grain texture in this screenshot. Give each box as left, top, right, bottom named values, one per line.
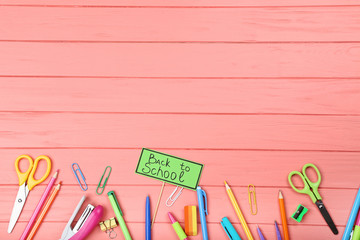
left=0, top=0, right=359, bottom=7
left=0, top=42, right=359, bottom=77
left=1, top=149, right=360, bottom=188
left=0, top=112, right=360, bottom=151
left=1, top=7, right=360, bottom=42
left=1, top=0, right=359, bottom=239
left=1, top=78, right=360, bottom=114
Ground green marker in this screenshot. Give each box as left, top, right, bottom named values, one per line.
left=108, top=191, right=132, bottom=240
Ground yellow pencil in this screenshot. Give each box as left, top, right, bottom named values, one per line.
left=224, top=181, right=254, bottom=240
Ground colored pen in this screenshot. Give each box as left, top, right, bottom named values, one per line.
left=352, top=211, right=360, bottom=240
left=221, top=217, right=241, bottom=240
left=257, top=224, right=266, bottom=240
left=26, top=183, right=61, bottom=240
left=275, top=220, right=282, bottom=240
left=20, top=171, right=58, bottom=240
left=146, top=196, right=151, bottom=240
left=278, top=191, right=289, bottom=240
left=197, top=186, right=209, bottom=240
left=343, top=187, right=360, bottom=240
left=224, top=181, right=254, bottom=240
left=168, top=212, right=188, bottom=240
left=108, top=191, right=132, bottom=240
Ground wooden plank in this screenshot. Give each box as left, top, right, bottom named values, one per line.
left=0, top=222, right=347, bottom=240
left=0, top=42, right=359, bottom=77
left=0, top=113, right=360, bottom=151
left=0, top=185, right=354, bottom=226
left=1, top=7, right=360, bottom=42
left=1, top=78, right=360, bottom=114
left=1, top=149, right=360, bottom=188
left=0, top=0, right=358, bottom=7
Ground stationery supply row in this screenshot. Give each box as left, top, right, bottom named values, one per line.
left=7, top=150, right=360, bottom=239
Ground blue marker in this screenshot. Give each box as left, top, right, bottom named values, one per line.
left=197, top=186, right=208, bottom=240
left=145, top=196, right=151, bottom=240
left=221, top=217, right=241, bottom=240
left=343, top=187, right=360, bottom=240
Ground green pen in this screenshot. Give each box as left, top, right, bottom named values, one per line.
left=108, top=191, right=132, bottom=240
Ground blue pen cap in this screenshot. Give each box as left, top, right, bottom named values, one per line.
left=221, top=217, right=241, bottom=240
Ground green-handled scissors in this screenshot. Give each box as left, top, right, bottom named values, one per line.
left=288, top=163, right=338, bottom=235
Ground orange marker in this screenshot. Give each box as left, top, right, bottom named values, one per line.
left=26, top=183, right=61, bottom=240
left=279, top=190, right=290, bottom=240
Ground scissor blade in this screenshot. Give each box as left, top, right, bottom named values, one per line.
left=315, top=200, right=338, bottom=235
left=7, top=184, right=29, bottom=233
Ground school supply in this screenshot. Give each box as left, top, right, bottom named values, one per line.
left=291, top=204, right=308, bottom=222
left=352, top=212, right=360, bottom=240
left=288, top=163, right=338, bottom=235
left=8, top=155, right=52, bottom=233
left=197, top=186, right=209, bottom=240
left=257, top=225, right=266, bottom=240
left=108, top=191, right=132, bottom=240
left=166, top=186, right=184, bottom=207
left=19, top=170, right=58, bottom=240
left=60, top=196, right=103, bottom=240
left=146, top=196, right=151, bottom=240
left=99, top=217, right=118, bottom=239
left=72, top=163, right=88, bottom=191
left=342, top=187, right=360, bottom=240
left=220, top=217, right=241, bottom=240
left=248, top=184, right=257, bottom=215
left=184, top=206, right=197, bottom=236
left=275, top=221, right=282, bottom=240
left=224, top=181, right=254, bottom=240
left=96, top=166, right=112, bottom=195
left=168, top=212, right=188, bottom=240
left=278, top=191, right=289, bottom=240
left=26, top=183, right=61, bottom=240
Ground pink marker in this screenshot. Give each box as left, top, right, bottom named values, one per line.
left=168, top=212, right=188, bottom=240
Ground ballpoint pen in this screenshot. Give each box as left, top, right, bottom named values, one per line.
left=197, top=186, right=208, bottom=240
left=146, top=196, right=151, bottom=240
left=108, top=191, right=132, bottom=240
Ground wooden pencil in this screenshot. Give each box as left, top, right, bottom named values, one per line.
left=279, top=190, right=290, bottom=240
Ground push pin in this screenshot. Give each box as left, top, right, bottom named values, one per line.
left=291, top=204, right=308, bottom=222
left=99, top=217, right=118, bottom=239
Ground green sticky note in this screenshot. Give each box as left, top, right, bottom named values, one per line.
left=135, top=148, right=203, bottom=190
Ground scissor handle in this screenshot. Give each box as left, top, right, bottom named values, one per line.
left=302, top=163, right=322, bottom=200
left=15, top=155, right=34, bottom=186
left=288, top=171, right=311, bottom=194
left=27, top=155, right=52, bottom=191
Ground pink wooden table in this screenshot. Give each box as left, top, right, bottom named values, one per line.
left=1, top=0, right=360, bottom=239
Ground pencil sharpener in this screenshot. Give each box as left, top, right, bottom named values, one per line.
left=291, top=204, right=308, bottom=222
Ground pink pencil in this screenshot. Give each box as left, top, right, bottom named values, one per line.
left=19, top=171, right=58, bottom=240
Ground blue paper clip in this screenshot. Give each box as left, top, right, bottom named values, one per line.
left=221, top=217, right=241, bottom=240
left=71, top=163, right=88, bottom=191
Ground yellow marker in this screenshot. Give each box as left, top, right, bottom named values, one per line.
left=224, top=181, right=254, bottom=240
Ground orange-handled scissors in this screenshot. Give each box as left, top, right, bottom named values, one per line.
left=8, top=155, right=51, bottom=233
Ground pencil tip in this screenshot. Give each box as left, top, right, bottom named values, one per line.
left=279, top=190, right=283, bottom=198
left=53, top=171, right=58, bottom=178
left=224, top=180, right=228, bottom=185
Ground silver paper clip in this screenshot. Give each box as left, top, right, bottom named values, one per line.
left=71, top=163, right=88, bottom=191
left=165, top=186, right=183, bottom=207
